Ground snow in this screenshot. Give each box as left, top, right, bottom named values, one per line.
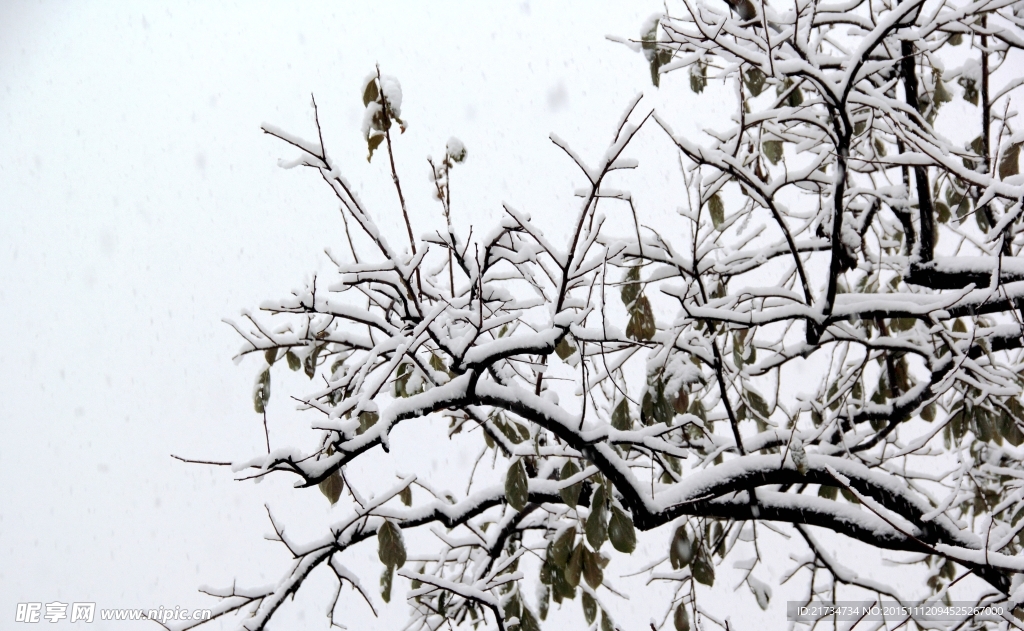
left=260, top=123, right=324, bottom=158
left=379, top=74, right=403, bottom=117
left=446, top=137, right=466, bottom=162
left=958, top=58, right=982, bottom=83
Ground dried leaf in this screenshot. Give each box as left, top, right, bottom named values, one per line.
left=253, top=369, right=271, bottom=414
left=330, top=356, right=345, bottom=377
left=688, top=398, right=707, bottom=423
left=744, top=67, right=766, bottom=96
left=840, top=487, right=861, bottom=504
left=674, top=604, right=690, bottom=631
left=586, top=484, right=609, bottom=549
left=555, top=336, right=577, bottom=360
left=363, top=77, right=379, bottom=107
left=357, top=411, right=379, bottom=435
left=641, top=20, right=659, bottom=52
left=519, top=605, right=540, bottom=631
left=506, top=459, right=529, bottom=511
left=620, top=265, right=641, bottom=308
left=582, top=591, right=598, bottom=625
left=611, top=398, right=631, bottom=431
left=380, top=564, right=393, bottom=603
left=650, top=49, right=673, bottom=87
left=977, top=207, right=990, bottom=233
left=921, top=403, right=936, bottom=423
left=1000, top=143, right=1021, bottom=179
left=318, top=471, right=344, bottom=505
left=626, top=295, right=655, bottom=341
left=959, top=76, right=979, bottom=105
left=429, top=353, right=451, bottom=377
left=709, top=193, right=725, bottom=229
left=1002, top=401, right=1024, bottom=446
left=609, top=506, right=636, bottom=553
left=689, top=60, right=707, bottom=94
left=710, top=521, right=725, bottom=557
left=762, top=140, right=783, bottom=165
left=393, top=361, right=412, bottom=398
left=673, top=387, right=690, bottom=416
left=560, top=460, right=582, bottom=508
left=304, top=343, right=323, bottom=379
left=565, top=542, right=584, bottom=588
left=733, top=335, right=746, bottom=369
left=788, top=86, right=804, bottom=107
left=552, top=527, right=576, bottom=567
left=669, top=525, right=693, bottom=569
left=367, top=132, right=385, bottom=162
left=934, top=77, right=953, bottom=107
left=746, top=390, right=771, bottom=420
left=890, top=317, right=915, bottom=332
left=583, top=546, right=604, bottom=589
left=496, top=418, right=528, bottom=444
left=748, top=576, right=772, bottom=610
left=601, top=610, right=615, bottom=631
left=377, top=520, right=406, bottom=569
left=642, top=380, right=674, bottom=426
left=692, top=547, right=715, bottom=586
left=970, top=135, right=985, bottom=158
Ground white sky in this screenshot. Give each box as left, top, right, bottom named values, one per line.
left=0, top=2, right=929, bottom=630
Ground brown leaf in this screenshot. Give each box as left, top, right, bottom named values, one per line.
left=582, top=546, right=604, bottom=589
left=253, top=369, right=271, bottom=414
left=565, top=542, right=584, bottom=588
left=611, top=398, right=631, bottom=431
left=609, top=506, right=636, bottom=553
left=674, top=604, right=691, bottom=631
left=626, top=295, right=655, bottom=341
left=318, top=471, right=344, bottom=505
left=692, top=547, right=715, bottom=586
left=586, top=484, right=608, bottom=549
left=582, top=590, right=598, bottom=624
left=669, top=525, right=693, bottom=569
left=1000, top=143, right=1021, bottom=179
left=377, top=520, right=407, bottom=568
left=559, top=460, right=582, bottom=508
left=506, top=459, right=529, bottom=511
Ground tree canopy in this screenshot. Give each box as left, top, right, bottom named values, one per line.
left=177, top=2, right=1024, bottom=629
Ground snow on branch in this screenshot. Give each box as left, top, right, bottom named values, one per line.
left=185, top=6, right=1024, bottom=627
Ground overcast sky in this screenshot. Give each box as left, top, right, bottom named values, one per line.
left=0, top=3, right=831, bottom=630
